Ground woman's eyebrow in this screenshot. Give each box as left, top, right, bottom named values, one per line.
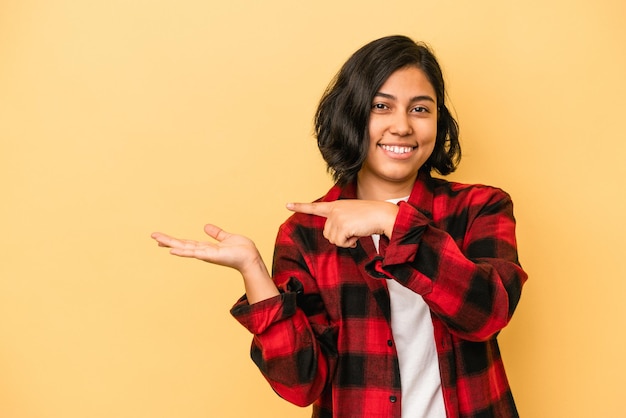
left=374, top=92, right=436, bottom=103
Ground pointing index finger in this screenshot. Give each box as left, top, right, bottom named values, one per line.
left=286, top=202, right=330, bottom=218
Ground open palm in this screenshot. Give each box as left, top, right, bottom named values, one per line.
left=151, top=224, right=260, bottom=273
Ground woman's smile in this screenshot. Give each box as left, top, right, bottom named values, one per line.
left=378, top=143, right=418, bottom=158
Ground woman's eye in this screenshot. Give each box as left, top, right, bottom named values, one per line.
left=372, top=103, right=388, bottom=110
left=411, top=106, right=429, bottom=113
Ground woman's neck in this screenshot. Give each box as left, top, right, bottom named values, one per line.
left=356, top=177, right=415, bottom=201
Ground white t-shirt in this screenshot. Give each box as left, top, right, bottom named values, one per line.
left=371, top=197, right=446, bottom=417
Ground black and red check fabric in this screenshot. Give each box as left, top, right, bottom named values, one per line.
left=231, top=170, right=527, bottom=417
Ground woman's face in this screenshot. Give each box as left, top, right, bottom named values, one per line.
left=357, top=66, right=438, bottom=200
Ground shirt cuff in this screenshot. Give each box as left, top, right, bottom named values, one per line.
left=230, top=291, right=297, bottom=335
left=384, top=201, right=429, bottom=266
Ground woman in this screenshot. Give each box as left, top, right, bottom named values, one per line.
left=152, top=35, right=527, bottom=418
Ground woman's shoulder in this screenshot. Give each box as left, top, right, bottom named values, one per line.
left=430, top=176, right=512, bottom=204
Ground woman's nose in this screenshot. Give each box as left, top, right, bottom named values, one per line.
left=389, top=112, right=412, bottom=136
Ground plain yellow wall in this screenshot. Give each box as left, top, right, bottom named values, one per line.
left=1, top=0, right=625, bottom=417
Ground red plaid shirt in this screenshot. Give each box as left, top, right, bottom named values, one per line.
left=231, top=171, right=527, bottom=417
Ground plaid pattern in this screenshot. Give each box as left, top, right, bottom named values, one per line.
left=231, top=171, right=527, bottom=417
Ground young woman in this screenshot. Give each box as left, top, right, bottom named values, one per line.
left=152, top=35, right=527, bottom=418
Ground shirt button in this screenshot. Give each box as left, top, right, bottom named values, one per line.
left=387, top=340, right=393, bottom=347
left=389, top=395, right=397, bottom=403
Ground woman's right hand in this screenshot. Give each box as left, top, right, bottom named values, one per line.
left=151, top=224, right=261, bottom=275
left=151, top=224, right=279, bottom=303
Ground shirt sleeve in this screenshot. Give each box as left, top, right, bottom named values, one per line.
left=373, top=187, right=527, bottom=342
left=230, top=220, right=337, bottom=407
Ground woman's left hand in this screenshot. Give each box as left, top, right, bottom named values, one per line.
left=286, top=200, right=399, bottom=248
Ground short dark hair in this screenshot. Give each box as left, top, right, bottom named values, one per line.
left=315, top=35, right=461, bottom=186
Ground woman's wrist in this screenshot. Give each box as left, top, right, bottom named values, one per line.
left=240, top=256, right=280, bottom=304
left=382, top=202, right=399, bottom=238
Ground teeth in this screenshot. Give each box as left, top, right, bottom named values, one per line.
left=381, top=145, right=414, bottom=154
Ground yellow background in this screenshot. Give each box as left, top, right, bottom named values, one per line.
left=1, top=0, right=625, bottom=417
